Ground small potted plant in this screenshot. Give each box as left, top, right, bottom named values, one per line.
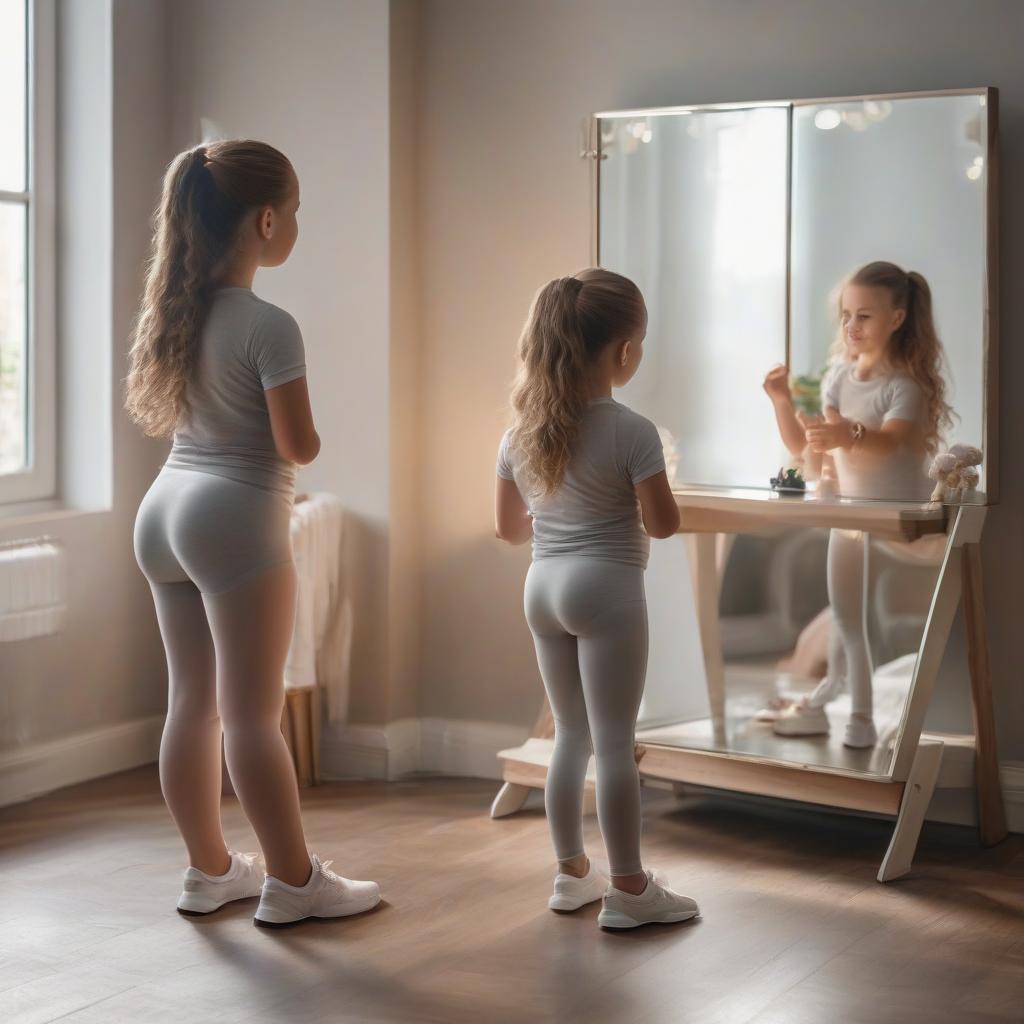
left=770, top=466, right=807, bottom=496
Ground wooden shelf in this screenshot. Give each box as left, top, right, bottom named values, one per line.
left=673, top=487, right=952, bottom=541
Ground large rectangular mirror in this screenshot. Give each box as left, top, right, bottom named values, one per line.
left=597, top=89, right=996, bottom=505
left=597, top=89, right=995, bottom=778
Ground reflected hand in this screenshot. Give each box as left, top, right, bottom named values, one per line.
left=762, top=364, right=792, bottom=403
left=805, top=412, right=855, bottom=453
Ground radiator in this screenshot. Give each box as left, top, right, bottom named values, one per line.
left=0, top=536, right=66, bottom=642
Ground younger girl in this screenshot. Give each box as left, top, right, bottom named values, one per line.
left=128, top=141, right=379, bottom=926
left=495, top=268, right=699, bottom=929
left=763, top=261, right=952, bottom=747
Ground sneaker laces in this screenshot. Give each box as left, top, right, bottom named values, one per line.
left=313, top=856, right=344, bottom=885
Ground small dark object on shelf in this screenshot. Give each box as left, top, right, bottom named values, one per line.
left=770, top=466, right=807, bottom=496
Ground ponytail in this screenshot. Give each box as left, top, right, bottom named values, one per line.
left=125, top=140, right=294, bottom=437
left=509, top=268, right=645, bottom=494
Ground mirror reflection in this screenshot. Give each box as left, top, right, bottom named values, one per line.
left=638, top=526, right=947, bottom=774
left=599, top=91, right=990, bottom=502
left=599, top=106, right=788, bottom=488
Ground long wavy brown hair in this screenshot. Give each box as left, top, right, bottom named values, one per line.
left=830, top=260, right=954, bottom=453
left=508, top=268, right=646, bottom=495
left=124, top=140, right=295, bottom=437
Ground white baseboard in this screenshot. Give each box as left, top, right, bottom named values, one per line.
left=4, top=713, right=1022, bottom=836
left=319, top=717, right=528, bottom=783
left=419, top=718, right=529, bottom=780
left=319, top=719, right=1024, bottom=834
left=0, top=715, right=164, bottom=808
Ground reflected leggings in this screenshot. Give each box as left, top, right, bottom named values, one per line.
left=133, top=467, right=310, bottom=881
left=524, top=557, right=648, bottom=877
left=824, top=529, right=873, bottom=719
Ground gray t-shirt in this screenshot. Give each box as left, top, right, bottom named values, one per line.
left=497, top=397, right=666, bottom=568
left=821, top=362, right=931, bottom=501
left=166, top=287, right=307, bottom=498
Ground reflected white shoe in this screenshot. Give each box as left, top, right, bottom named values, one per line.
left=844, top=717, right=878, bottom=749
left=754, top=696, right=796, bottom=723
left=548, top=862, right=609, bottom=912
left=772, top=703, right=830, bottom=736
left=177, top=851, right=264, bottom=916
left=598, top=870, right=700, bottom=929
left=254, top=853, right=381, bottom=928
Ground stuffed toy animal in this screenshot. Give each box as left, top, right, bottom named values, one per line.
left=929, top=444, right=982, bottom=502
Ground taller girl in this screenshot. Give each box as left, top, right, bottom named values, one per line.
left=127, top=140, right=379, bottom=927
left=495, top=268, right=700, bottom=929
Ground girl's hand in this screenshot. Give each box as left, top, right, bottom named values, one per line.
left=762, top=364, right=792, bottom=404
left=805, top=410, right=855, bottom=453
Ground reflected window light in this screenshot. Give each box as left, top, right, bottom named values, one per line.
left=814, top=108, right=841, bottom=130
left=843, top=110, right=868, bottom=132
left=980, top=95, right=987, bottom=107
left=863, top=99, right=893, bottom=122
left=641, top=128, right=653, bottom=144
left=967, top=164, right=983, bottom=181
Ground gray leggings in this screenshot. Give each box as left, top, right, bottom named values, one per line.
left=134, top=466, right=293, bottom=595
left=524, top=557, right=648, bottom=877
left=132, top=465, right=312, bottom=881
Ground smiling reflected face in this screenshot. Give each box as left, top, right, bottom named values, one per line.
left=839, top=283, right=905, bottom=364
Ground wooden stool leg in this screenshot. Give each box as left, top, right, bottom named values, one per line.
left=284, top=689, right=314, bottom=789
left=491, top=782, right=532, bottom=818
left=490, top=698, right=553, bottom=818
left=686, top=533, right=727, bottom=737
left=878, top=740, right=943, bottom=882
left=962, top=543, right=1008, bottom=846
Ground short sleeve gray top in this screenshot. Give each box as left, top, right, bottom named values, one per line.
left=821, top=362, right=932, bottom=501
left=166, top=288, right=307, bottom=497
left=497, top=397, right=666, bottom=568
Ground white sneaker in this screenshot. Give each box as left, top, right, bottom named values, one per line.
left=254, top=853, right=381, bottom=928
left=597, top=870, right=699, bottom=929
left=548, top=861, right=609, bottom=912
left=772, top=703, right=830, bottom=736
left=177, top=851, right=265, bottom=916
left=754, top=696, right=796, bottom=723
left=844, top=717, right=878, bottom=749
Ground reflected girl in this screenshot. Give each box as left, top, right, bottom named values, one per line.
left=761, top=261, right=953, bottom=748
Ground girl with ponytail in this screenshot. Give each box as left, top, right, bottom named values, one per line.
left=763, top=261, right=954, bottom=751
left=129, top=141, right=380, bottom=927
left=495, top=268, right=700, bottom=930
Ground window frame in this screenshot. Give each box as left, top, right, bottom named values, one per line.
left=1, top=0, right=56, bottom=506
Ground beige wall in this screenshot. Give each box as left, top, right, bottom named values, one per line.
left=167, top=0, right=398, bottom=723
left=0, top=0, right=170, bottom=753
left=414, top=0, right=1024, bottom=760
left=387, top=0, right=422, bottom=722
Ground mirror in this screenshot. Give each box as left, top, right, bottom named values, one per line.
left=598, top=106, right=789, bottom=489
left=637, top=525, right=947, bottom=775
left=597, top=89, right=995, bottom=777
left=598, top=90, right=994, bottom=505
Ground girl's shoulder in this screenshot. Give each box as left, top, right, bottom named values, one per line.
left=214, top=288, right=299, bottom=332
left=600, top=397, right=653, bottom=430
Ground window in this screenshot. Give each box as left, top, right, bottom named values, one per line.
left=1, top=0, right=55, bottom=507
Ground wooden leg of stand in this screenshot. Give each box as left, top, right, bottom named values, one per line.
left=686, top=533, right=727, bottom=737
left=490, top=782, right=532, bottom=818
left=284, top=688, right=314, bottom=789
left=962, top=543, right=1008, bottom=846
left=490, top=697, right=553, bottom=818
left=878, top=741, right=943, bottom=882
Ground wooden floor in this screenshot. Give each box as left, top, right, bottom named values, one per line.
left=1, top=769, right=1022, bottom=1024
